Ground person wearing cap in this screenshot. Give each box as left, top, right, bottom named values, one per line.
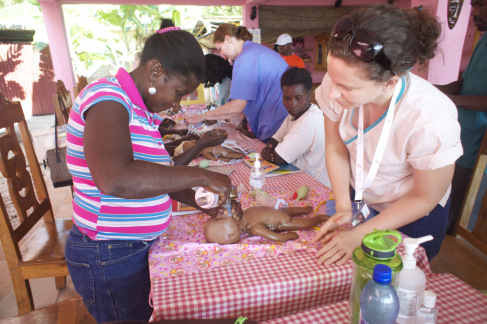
left=275, top=33, right=305, bottom=68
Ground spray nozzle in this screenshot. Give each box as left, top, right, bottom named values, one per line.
left=402, top=235, right=433, bottom=269
left=404, top=235, right=433, bottom=257
left=254, top=153, right=261, bottom=169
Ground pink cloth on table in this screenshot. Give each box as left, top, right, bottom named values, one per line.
left=149, top=198, right=329, bottom=279
left=150, top=121, right=334, bottom=278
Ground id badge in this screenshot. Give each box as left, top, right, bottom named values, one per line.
left=352, top=201, right=370, bottom=227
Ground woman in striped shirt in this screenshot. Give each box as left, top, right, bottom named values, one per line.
left=64, top=26, right=233, bottom=323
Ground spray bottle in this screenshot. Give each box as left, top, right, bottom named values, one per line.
left=249, top=153, right=265, bottom=192
left=396, top=235, right=433, bottom=324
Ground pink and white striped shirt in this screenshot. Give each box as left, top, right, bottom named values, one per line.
left=66, top=68, right=172, bottom=240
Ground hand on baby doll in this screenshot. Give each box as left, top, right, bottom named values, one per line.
left=198, top=129, right=228, bottom=148
left=173, top=129, right=246, bottom=162
left=204, top=206, right=330, bottom=245
left=172, top=129, right=228, bottom=157
left=205, top=196, right=243, bottom=219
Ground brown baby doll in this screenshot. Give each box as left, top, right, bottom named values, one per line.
left=174, top=138, right=246, bottom=162
left=204, top=206, right=330, bottom=244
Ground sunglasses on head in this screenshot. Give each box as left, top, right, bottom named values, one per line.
left=331, top=15, right=394, bottom=73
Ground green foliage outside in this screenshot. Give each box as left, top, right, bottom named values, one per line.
left=0, top=1, right=241, bottom=80
left=63, top=4, right=242, bottom=80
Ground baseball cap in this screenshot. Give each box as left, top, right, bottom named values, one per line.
left=275, top=34, right=292, bottom=45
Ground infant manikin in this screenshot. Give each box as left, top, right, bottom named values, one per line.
left=204, top=206, right=329, bottom=244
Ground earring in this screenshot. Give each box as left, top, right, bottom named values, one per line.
left=148, top=80, right=156, bottom=95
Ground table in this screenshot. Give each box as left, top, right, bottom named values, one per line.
left=262, top=273, right=487, bottom=324
left=148, top=124, right=429, bottom=322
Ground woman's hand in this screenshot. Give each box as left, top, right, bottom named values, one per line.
left=314, top=227, right=363, bottom=266
left=310, top=208, right=357, bottom=265
left=187, top=114, right=205, bottom=124
left=203, top=171, right=232, bottom=205
left=198, top=129, right=228, bottom=149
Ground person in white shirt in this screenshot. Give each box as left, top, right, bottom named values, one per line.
left=261, top=67, right=330, bottom=187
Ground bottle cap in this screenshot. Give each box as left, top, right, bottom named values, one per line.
left=372, top=264, right=392, bottom=284
left=422, top=290, right=436, bottom=308
left=361, top=229, right=402, bottom=260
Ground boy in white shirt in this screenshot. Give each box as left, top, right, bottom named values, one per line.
left=261, top=67, right=330, bottom=187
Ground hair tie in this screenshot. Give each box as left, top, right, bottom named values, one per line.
left=157, top=26, right=181, bottom=34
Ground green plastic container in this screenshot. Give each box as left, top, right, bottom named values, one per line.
left=349, top=229, right=403, bottom=324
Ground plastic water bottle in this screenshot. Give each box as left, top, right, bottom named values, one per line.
left=359, top=264, right=400, bottom=324
left=249, top=153, right=265, bottom=192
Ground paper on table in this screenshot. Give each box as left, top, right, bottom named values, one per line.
left=266, top=163, right=302, bottom=177
left=242, top=156, right=280, bottom=174
left=206, top=166, right=234, bottom=176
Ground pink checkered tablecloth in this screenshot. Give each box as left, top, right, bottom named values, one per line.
left=263, top=273, right=487, bottom=324
left=149, top=122, right=431, bottom=322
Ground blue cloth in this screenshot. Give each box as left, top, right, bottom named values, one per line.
left=230, top=40, right=289, bottom=142
left=65, top=225, right=156, bottom=322
left=456, top=32, right=487, bottom=170
left=350, top=189, right=449, bottom=261
left=216, top=76, right=232, bottom=107
left=362, top=202, right=449, bottom=261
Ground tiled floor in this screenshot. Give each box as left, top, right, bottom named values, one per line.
left=1, top=115, right=486, bottom=320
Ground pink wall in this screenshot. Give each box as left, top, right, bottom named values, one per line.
left=38, top=1, right=76, bottom=97
left=38, top=0, right=476, bottom=90
left=428, top=0, right=473, bottom=85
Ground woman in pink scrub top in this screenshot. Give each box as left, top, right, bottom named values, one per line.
left=311, top=5, right=462, bottom=264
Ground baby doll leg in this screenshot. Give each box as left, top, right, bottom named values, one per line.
left=282, top=206, right=313, bottom=216
left=251, top=223, right=299, bottom=242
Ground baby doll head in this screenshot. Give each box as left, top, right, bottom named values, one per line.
left=204, top=216, right=242, bottom=245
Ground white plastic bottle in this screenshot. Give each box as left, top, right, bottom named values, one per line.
left=416, top=290, right=438, bottom=324
left=249, top=153, right=265, bottom=192
left=396, top=235, right=433, bottom=324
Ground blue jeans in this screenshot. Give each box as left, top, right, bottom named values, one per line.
left=65, top=225, right=156, bottom=323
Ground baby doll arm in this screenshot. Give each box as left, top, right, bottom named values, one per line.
left=250, top=223, right=299, bottom=242
left=279, top=214, right=330, bottom=231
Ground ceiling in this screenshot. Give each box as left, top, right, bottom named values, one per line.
left=197, top=5, right=357, bottom=48
left=258, top=5, right=357, bottom=43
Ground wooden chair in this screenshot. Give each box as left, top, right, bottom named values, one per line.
left=72, top=75, right=88, bottom=99
left=0, top=92, right=73, bottom=315
left=53, top=80, right=72, bottom=126
left=0, top=296, right=96, bottom=324
left=455, top=128, right=487, bottom=256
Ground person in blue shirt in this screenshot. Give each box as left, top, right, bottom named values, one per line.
left=436, top=0, right=487, bottom=234
left=187, top=24, right=289, bottom=142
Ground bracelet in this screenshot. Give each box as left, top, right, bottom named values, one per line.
left=235, top=316, right=248, bottom=324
